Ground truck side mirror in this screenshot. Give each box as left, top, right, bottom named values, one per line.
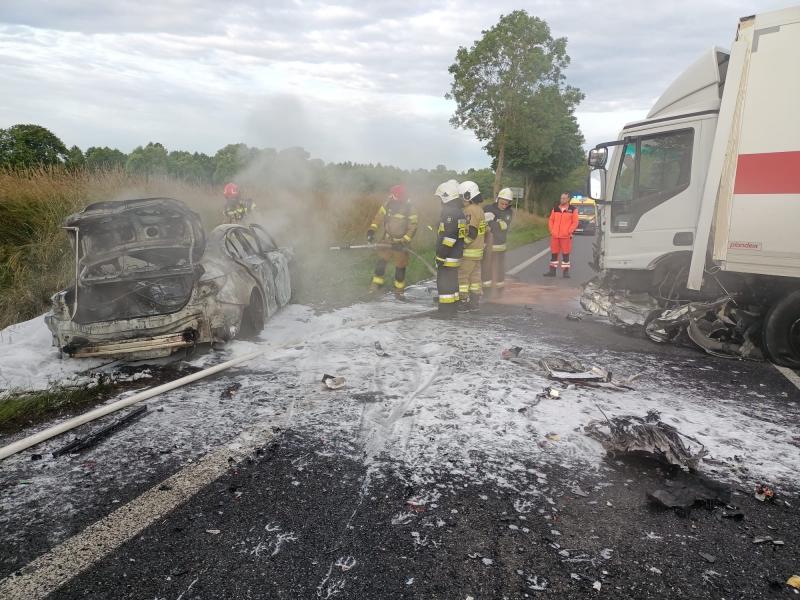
left=588, top=169, right=606, bottom=202
left=588, top=147, right=608, bottom=169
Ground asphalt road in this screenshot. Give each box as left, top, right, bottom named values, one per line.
left=2, top=233, right=799, bottom=599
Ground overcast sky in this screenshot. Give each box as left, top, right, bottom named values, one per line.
left=0, top=1, right=790, bottom=170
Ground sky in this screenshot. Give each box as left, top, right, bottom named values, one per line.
left=0, top=1, right=791, bottom=170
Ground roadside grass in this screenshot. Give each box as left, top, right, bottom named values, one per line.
left=0, top=382, right=114, bottom=435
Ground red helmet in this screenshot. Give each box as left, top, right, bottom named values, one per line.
left=389, top=184, right=408, bottom=202
left=223, top=183, right=240, bottom=199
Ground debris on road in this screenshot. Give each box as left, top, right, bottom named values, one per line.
left=374, top=341, right=389, bottom=357
left=52, top=405, right=148, bottom=458
left=220, top=382, right=242, bottom=399
left=584, top=410, right=707, bottom=469
left=645, top=297, right=763, bottom=361
left=205, top=529, right=221, bottom=535
left=787, top=576, right=800, bottom=590
left=545, top=433, right=561, bottom=442
left=566, top=312, right=584, bottom=322
left=699, top=552, right=716, bottom=563
left=501, top=346, right=523, bottom=360
left=754, top=483, right=775, bottom=502
left=646, top=475, right=731, bottom=510
left=321, top=374, right=346, bottom=390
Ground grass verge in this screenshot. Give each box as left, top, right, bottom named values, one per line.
left=0, top=382, right=115, bottom=436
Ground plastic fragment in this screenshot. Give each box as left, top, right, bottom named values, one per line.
left=787, top=576, right=800, bottom=590
left=593, top=581, right=602, bottom=591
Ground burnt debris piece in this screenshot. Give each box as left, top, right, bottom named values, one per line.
left=584, top=410, right=707, bottom=470
left=52, top=405, right=148, bottom=457
left=321, top=374, right=346, bottom=390
left=646, top=474, right=731, bottom=510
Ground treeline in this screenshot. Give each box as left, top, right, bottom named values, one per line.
left=0, top=123, right=585, bottom=213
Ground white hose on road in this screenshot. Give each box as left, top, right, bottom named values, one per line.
left=0, top=307, right=436, bottom=462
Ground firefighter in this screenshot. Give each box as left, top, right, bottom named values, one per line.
left=367, top=184, right=418, bottom=298
left=482, top=187, right=514, bottom=296
left=457, top=181, right=486, bottom=311
left=433, top=179, right=465, bottom=317
left=544, top=192, right=579, bottom=278
left=223, top=182, right=256, bottom=223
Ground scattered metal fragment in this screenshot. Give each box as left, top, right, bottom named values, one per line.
left=374, top=341, right=389, bottom=357
left=566, top=312, right=584, bottom=322
left=52, top=405, right=148, bottom=458
left=501, top=347, right=523, bottom=360
left=321, top=374, right=346, bottom=390
left=753, top=536, right=773, bottom=544
left=584, top=410, right=707, bottom=469
left=646, top=475, right=731, bottom=511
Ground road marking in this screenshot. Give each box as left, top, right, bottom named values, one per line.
left=774, top=364, right=800, bottom=391
left=0, top=423, right=275, bottom=600
left=506, top=247, right=551, bottom=276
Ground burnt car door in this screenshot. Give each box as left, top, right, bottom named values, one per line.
left=250, top=224, right=291, bottom=307
left=224, top=228, right=279, bottom=317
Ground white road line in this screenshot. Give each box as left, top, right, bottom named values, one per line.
left=0, top=424, right=276, bottom=600
left=774, top=364, right=800, bottom=391
left=506, top=247, right=551, bottom=276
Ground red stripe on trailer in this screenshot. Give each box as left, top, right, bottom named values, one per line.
left=734, top=151, right=800, bottom=194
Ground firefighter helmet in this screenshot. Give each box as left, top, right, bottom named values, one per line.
left=223, top=182, right=240, bottom=199
left=389, top=184, right=408, bottom=202
left=434, top=180, right=460, bottom=204
left=458, top=180, right=481, bottom=202
left=497, top=188, right=513, bottom=202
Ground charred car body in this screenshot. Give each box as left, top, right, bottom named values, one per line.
left=45, top=198, right=292, bottom=359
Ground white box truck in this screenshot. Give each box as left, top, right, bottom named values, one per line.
left=583, top=7, right=800, bottom=367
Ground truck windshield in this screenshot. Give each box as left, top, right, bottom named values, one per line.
left=611, top=129, right=693, bottom=233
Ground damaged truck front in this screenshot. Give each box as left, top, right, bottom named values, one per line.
left=46, top=198, right=243, bottom=359
left=582, top=8, right=800, bottom=367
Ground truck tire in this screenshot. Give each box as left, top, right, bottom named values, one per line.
left=762, top=290, right=800, bottom=369
left=239, top=289, right=265, bottom=339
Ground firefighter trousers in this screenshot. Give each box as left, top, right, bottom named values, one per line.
left=372, top=249, right=409, bottom=291
left=481, top=248, right=506, bottom=290
left=437, top=264, right=459, bottom=315
left=458, top=258, right=482, bottom=299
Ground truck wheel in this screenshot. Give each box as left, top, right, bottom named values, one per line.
left=240, top=289, right=265, bottom=339
left=762, top=290, right=800, bottom=368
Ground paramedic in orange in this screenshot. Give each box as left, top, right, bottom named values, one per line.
left=544, top=192, right=579, bottom=278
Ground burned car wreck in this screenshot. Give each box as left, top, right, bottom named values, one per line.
left=45, top=198, right=292, bottom=359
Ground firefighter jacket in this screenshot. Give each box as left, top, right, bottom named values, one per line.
left=462, top=202, right=486, bottom=260
left=436, top=201, right=466, bottom=268
left=485, top=203, right=513, bottom=251
left=368, top=199, right=418, bottom=244
left=549, top=204, right=579, bottom=238
left=224, top=198, right=256, bottom=222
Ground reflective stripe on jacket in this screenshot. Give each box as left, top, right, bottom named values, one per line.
left=485, top=203, right=513, bottom=249
left=462, top=203, right=486, bottom=260
left=436, top=202, right=465, bottom=267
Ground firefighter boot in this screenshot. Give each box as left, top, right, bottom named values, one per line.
left=467, top=294, right=480, bottom=312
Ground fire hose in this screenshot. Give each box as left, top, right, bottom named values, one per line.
left=329, top=243, right=437, bottom=277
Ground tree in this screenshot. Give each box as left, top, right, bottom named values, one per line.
left=447, top=11, right=580, bottom=196
left=0, top=124, right=68, bottom=169
left=85, top=146, right=127, bottom=170
left=65, top=145, right=85, bottom=171
left=125, top=142, right=169, bottom=178
left=497, top=86, right=585, bottom=211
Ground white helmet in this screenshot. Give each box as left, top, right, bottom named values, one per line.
left=497, top=187, right=513, bottom=202
left=458, top=180, right=480, bottom=202
left=435, top=179, right=460, bottom=203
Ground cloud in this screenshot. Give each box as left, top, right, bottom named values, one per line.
left=0, top=0, right=791, bottom=169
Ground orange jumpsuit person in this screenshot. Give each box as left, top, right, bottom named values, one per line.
left=544, top=192, right=579, bottom=278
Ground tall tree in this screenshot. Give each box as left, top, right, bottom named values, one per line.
left=447, top=11, right=580, bottom=196
left=0, top=124, right=68, bottom=169
left=497, top=86, right=585, bottom=211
